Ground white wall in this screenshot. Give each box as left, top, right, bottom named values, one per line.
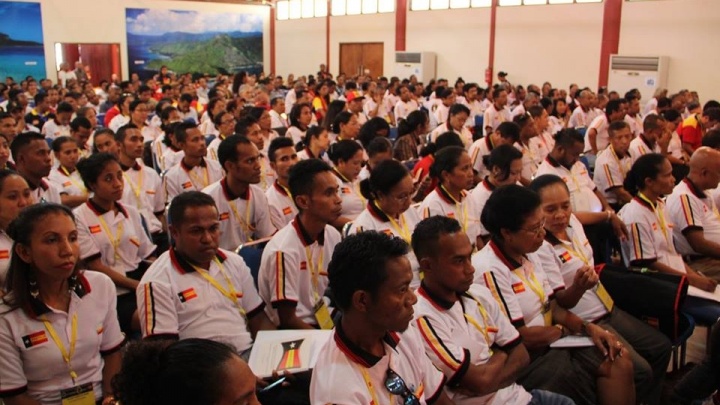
left=330, top=13, right=396, bottom=77
left=406, top=8, right=490, bottom=83
left=7, top=0, right=270, bottom=81
left=275, top=17, right=325, bottom=77
left=619, top=0, right=720, bottom=101
left=494, top=3, right=603, bottom=92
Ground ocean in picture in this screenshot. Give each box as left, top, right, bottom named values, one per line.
left=0, top=2, right=47, bottom=81
left=126, top=8, right=264, bottom=80
left=0, top=45, right=46, bottom=80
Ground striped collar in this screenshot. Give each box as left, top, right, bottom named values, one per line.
left=683, top=178, right=706, bottom=199
left=170, top=247, right=227, bottom=274
left=334, top=318, right=400, bottom=368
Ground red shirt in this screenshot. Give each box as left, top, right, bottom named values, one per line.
left=680, top=114, right=703, bottom=150
left=412, top=155, right=436, bottom=201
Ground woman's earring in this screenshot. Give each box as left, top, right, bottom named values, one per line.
left=29, top=278, right=39, bottom=299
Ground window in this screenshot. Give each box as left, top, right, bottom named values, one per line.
left=276, top=0, right=392, bottom=18
left=410, top=0, right=598, bottom=9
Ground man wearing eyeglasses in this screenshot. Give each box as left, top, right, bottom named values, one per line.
left=411, top=216, right=575, bottom=405
left=310, top=231, right=453, bottom=405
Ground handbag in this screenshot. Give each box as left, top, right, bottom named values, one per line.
left=596, top=263, right=689, bottom=341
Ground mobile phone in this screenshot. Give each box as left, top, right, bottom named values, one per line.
left=259, top=376, right=287, bottom=393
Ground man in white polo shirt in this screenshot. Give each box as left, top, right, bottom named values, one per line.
left=310, top=231, right=452, bottom=405
left=667, top=147, right=720, bottom=280
left=115, top=124, right=168, bottom=252
left=265, top=137, right=299, bottom=230
left=203, top=135, right=275, bottom=251
left=412, top=216, right=573, bottom=405
left=137, top=191, right=275, bottom=354
left=164, top=122, right=223, bottom=203
left=258, top=159, right=342, bottom=329
left=584, top=98, right=627, bottom=157
left=483, top=88, right=512, bottom=137
left=628, top=114, right=667, bottom=165
left=468, top=121, right=520, bottom=180
left=593, top=121, right=633, bottom=210
left=10, top=132, right=62, bottom=205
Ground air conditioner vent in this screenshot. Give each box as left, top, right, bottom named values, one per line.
left=396, top=52, right=422, bottom=64
left=610, top=56, right=660, bottom=71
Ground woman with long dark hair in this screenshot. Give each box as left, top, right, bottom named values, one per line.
left=394, top=110, right=428, bottom=162
left=0, top=204, right=124, bottom=405
left=286, top=102, right=313, bottom=146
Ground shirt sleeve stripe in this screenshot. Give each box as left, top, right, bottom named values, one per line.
left=680, top=195, right=696, bottom=226
left=143, top=283, right=156, bottom=335
left=416, top=317, right=462, bottom=371
left=631, top=223, right=643, bottom=260
left=482, top=272, right=512, bottom=320
left=275, top=251, right=286, bottom=300
left=602, top=164, right=614, bottom=186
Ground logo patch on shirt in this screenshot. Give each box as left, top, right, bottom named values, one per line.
left=282, top=206, right=293, bottom=215
left=146, top=190, right=156, bottom=195
left=96, top=325, right=104, bottom=335
left=129, top=237, right=141, bottom=247
left=219, top=212, right=230, bottom=221
left=300, top=261, right=307, bottom=271
left=559, top=251, right=572, bottom=264
left=341, top=187, right=351, bottom=195
left=382, top=229, right=393, bottom=236
left=487, top=326, right=499, bottom=333
left=182, top=181, right=193, bottom=189
left=22, top=331, right=48, bottom=348
left=512, top=282, right=525, bottom=294
left=178, top=288, right=198, bottom=303
left=62, top=181, right=72, bottom=187
left=447, top=212, right=455, bottom=219
left=652, top=222, right=658, bottom=231
left=89, top=225, right=102, bottom=234
left=0, top=250, right=9, bottom=259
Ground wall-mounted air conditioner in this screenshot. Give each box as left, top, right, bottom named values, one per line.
left=394, top=52, right=436, bottom=84
left=607, top=55, right=669, bottom=102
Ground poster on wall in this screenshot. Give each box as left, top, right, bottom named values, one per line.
left=125, top=8, right=263, bottom=81
left=0, top=1, right=46, bottom=81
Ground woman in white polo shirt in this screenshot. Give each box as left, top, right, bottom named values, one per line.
left=349, top=159, right=422, bottom=287
left=469, top=144, right=523, bottom=243
left=0, top=203, right=124, bottom=405
left=420, top=145, right=481, bottom=249
left=286, top=102, right=313, bottom=146
left=48, top=137, right=88, bottom=208
left=0, top=170, right=32, bottom=289
left=474, top=184, right=634, bottom=405
left=618, top=153, right=720, bottom=325
left=297, top=126, right=331, bottom=164
left=74, top=153, right=156, bottom=334
left=531, top=173, right=672, bottom=404
left=328, top=139, right=365, bottom=226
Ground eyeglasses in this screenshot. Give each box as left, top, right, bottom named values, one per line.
left=385, top=369, right=420, bottom=405
left=521, top=217, right=546, bottom=237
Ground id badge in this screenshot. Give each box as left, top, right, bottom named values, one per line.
left=314, top=300, right=334, bottom=330
left=595, top=282, right=615, bottom=312
left=60, top=383, right=95, bottom=405
left=542, top=301, right=552, bottom=326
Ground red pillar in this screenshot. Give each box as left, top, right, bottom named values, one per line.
left=269, top=6, right=276, bottom=74
left=395, top=0, right=407, bottom=51
left=326, top=0, right=331, bottom=70
left=598, top=0, right=622, bottom=88
left=486, top=0, right=497, bottom=89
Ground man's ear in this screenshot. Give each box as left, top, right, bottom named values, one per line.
left=294, top=194, right=310, bottom=211
left=351, top=290, right=370, bottom=313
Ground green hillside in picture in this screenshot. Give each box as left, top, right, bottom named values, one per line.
left=146, top=34, right=262, bottom=74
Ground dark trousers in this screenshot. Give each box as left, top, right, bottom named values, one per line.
left=598, top=308, right=672, bottom=405
left=116, top=264, right=149, bottom=336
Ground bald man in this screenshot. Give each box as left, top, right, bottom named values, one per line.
left=666, top=147, right=720, bottom=280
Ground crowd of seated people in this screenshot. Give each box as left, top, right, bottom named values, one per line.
left=1, top=64, right=720, bottom=405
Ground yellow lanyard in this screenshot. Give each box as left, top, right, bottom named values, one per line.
left=304, top=245, right=324, bottom=301
left=609, top=146, right=629, bottom=178
left=335, top=168, right=366, bottom=206
left=42, top=313, right=79, bottom=383
left=374, top=201, right=411, bottom=243
left=228, top=191, right=255, bottom=242
left=61, top=166, right=87, bottom=194
left=96, top=211, right=124, bottom=263
left=464, top=296, right=494, bottom=351
left=192, top=258, right=246, bottom=318
left=259, top=157, right=268, bottom=190
left=562, top=235, right=590, bottom=266
left=278, top=182, right=295, bottom=207
left=513, top=261, right=547, bottom=309
left=186, top=164, right=210, bottom=189
left=638, top=192, right=673, bottom=251
left=122, top=168, right=144, bottom=209
left=440, top=185, right=468, bottom=232
left=357, top=353, right=392, bottom=405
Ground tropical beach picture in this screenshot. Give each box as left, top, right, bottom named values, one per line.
left=0, top=1, right=46, bottom=81
left=125, top=8, right=264, bottom=80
